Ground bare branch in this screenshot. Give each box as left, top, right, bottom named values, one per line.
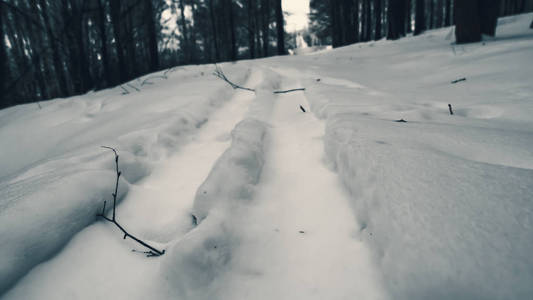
left=273, top=88, right=306, bottom=94
left=126, top=83, right=140, bottom=92
left=213, top=64, right=256, bottom=92
left=97, top=147, right=165, bottom=257
left=120, top=85, right=130, bottom=95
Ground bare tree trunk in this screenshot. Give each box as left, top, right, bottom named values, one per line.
left=262, top=0, right=270, bottom=56
left=480, top=0, right=500, bottom=36
left=365, top=0, right=372, bottom=40
left=429, top=0, right=434, bottom=28
left=228, top=0, right=237, bottom=60
left=454, top=0, right=481, bottom=43
left=0, top=3, right=7, bottom=107
left=436, top=0, right=443, bottom=27
left=445, top=0, right=452, bottom=26
left=374, top=0, right=382, bottom=39
left=208, top=0, right=220, bottom=61
left=145, top=0, right=159, bottom=71
left=40, top=0, right=69, bottom=96
left=248, top=0, right=256, bottom=58
left=109, top=0, right=128, bottom=82
left=97, top=0, right=112, bottom=86
left=406, top=0, right=412, bottom=33
left=414, top=0, right=425, bottom=35
left=275, top=0, right=285, bottom=54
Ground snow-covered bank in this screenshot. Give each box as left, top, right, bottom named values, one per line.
left=295, top=13, right=533, bottom=300
left=0, top=63, right=251, bottom=295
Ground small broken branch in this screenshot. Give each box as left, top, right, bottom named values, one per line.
left=451, top=77, right=466, bottom=84
left=448, top=104, right=454, bottom=115
left=120, top=85, right=130, bottom=95
left=213, top=64, right=256, bottom=92
left=126, top=83, right=140, bottom=92
left=273, top=88, right=306, bottom=94
left=141, top=75, right=168, bottom=86
left=97, top=146, right=165, bottom=257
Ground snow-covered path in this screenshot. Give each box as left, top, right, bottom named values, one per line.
left=2, top=70, right=263, bottom=300
left=218, top=81, right=386, bottom=300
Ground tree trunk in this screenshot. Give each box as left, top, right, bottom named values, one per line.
left=454, top=0, right=481, bottom=43
left=343, top=0, right=356, bottom=44
left=0, top=4, right=7, bottom=107
left=97, top=0, right=112, bottom=86
left=375, top=0, right=382, bottom=39
left=415, top=0, right=425, bottom=35
left=208, top=0, right=220, bottom=61
left=479, top=0, right=500, bottom=36
left=445, top=0, right=452, bottom=26
left=406, top=0, right=412, bottom=33
left=429, top=0, right=434, bottom=28
left=262, top=0, right=270, bottom=56
left=228, top=0, right=237, bottom=60
left=275, top=0, right=285, bottom=54
left=436, top=0, right=443, bottom=27
left=365, top=0, right=372, bottom=40
left=354, top=0, right=360, bottom=42
left=71, top=0, right=92, bottom=92
left=145, top=0, right=159, bottom=71
left=109, top=0, right=128, bottom=82
left=387, top=0, right=405, bottom=39
left=40, top=0, right=69, bottom=97
left=248, top=0, right=256, bottom=58
left=331, top=0, right=342, bottom=47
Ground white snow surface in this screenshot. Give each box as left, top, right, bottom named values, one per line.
left=1, top=13, right=533, bottom=300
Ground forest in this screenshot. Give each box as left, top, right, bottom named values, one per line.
left=1, top=0, right=532, bottom=109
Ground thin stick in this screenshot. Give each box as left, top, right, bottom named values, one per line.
left=120, top=85, right=129, bottom=95
left=126, top=83, right=140, bottom=92
left=213, top=64, right=256, bottom=92
left=97, top=146, right=165, bottom=257
left=273, top=88, right=306, bottom=94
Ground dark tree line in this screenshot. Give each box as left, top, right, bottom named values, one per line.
left=0, top=0, right=287, bottom=109
left=309, top=0, right=533, bottom=47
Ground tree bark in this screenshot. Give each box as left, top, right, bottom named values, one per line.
left=445, top=0, right=452, bottom=26
left=479, top=0, right=500, bottom=36
left=248, top=0, right=256, bottom=58
left=436, top=0, right=443, bottom=27
left=0, top=3, right=7, bottom=107
left=97, top=0, right=112, bottom=86
left=387, top=0, right=406, bottom=39
left=454, top=0, right=481, bottom=43
left=208, top=0, right=220, bottom=61
left=406, top=0, right=412, bottom=33
left=275, top=0, right=285, bottom=54
left=228, top=0, right=237, bottom=60
left=109, top=0, right=128, bottom=82
left=145, top=0, right=159, bottom=71
left=261, top=0, right=270, bottom=56
left=374, top=0, right=382, bottom=39
left=415, top=0, right=425, bottom=35
left=40, top=0, right=69, bottom=97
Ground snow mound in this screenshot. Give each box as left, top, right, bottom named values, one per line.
left=192, top=118, right=268, bottom=222
left=0, top=164, right=128, bottom=294
left=162, top=118, right=269, bottom=298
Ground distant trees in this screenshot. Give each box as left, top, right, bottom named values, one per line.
left=0, top=0, right=288, bottom=110
left=308, top=0, right=533, bottom=48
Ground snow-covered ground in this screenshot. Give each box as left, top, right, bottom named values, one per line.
left=1, top=13, right=532, bottom=300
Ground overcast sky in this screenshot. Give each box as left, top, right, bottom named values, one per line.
left=283, top=0, right=310, bottom=32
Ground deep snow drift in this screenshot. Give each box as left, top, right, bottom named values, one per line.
left=1, top=13, right=533, bottom=300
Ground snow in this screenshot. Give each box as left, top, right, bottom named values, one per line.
left=2, top=13, right=533, bottom=300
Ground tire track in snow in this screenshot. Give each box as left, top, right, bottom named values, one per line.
left=2, top=69, right=264, bottom=300
left=216, top=77, right=388, bottom=300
